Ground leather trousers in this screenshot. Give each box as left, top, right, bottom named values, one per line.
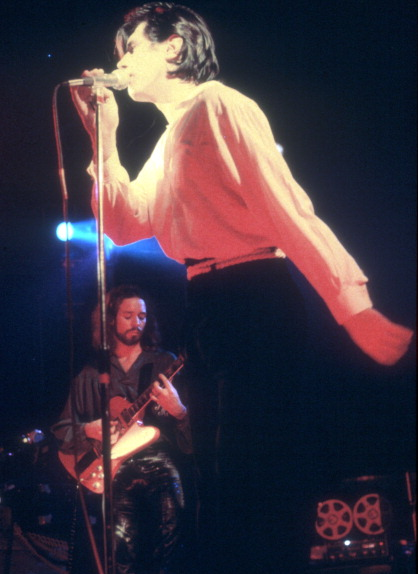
left=113, top=448, right=185, bottom=574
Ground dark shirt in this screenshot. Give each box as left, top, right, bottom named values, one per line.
left=51, top=350, right=192, bottom=458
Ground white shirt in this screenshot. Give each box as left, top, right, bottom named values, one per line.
left=91, top=80, right=372, bottom=325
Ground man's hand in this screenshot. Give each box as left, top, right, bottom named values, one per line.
left=70, top=68, right=120, bottom=159
left=84, top=419, right=120, bottom=444
left=342, top=308, right=414, bottom=365
left=150, top=375, right=187, bottom=420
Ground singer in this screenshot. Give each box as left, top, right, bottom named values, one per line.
left=68, top=3, right=413, bottom=574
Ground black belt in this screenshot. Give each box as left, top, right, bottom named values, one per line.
left=184, top=257, right=214, bottom=268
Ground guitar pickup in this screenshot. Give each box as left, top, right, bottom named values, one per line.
left=75, top=448, right=99, bottom=475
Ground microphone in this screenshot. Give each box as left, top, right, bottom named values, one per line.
left=64, top=69, right=129, bottom=91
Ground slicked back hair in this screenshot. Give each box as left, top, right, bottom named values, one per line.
left=116, top=2, right=219, bottom=83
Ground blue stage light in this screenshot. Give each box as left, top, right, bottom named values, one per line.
left=56, top=220, right=98, bottom=243
left=56, top=222, right=74, bottom=241
left=55, top=220, right=167, bottom=260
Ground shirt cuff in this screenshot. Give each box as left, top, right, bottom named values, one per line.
left=87, top=152, right=128, bottom=184
left=328, top=282, right=373, bottom=325
left=175, top=407, right=189, bottom=422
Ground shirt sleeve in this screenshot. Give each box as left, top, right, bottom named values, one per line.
left=172, top=411, right=193, bottom=455
left=50, top=397, right=93, bottom=456
left=88, top=151, right=153, bottom=246
left=210, top=92, right=372, bottom=325
left=50, top=368, right=101, bottom=455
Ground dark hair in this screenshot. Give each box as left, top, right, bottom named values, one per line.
left=116, top=2, right=219, bottom=83
left=91, top=285, right=161, bottom=351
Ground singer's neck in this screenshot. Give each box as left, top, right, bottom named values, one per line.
left=155, top=80, right=203, bottom=124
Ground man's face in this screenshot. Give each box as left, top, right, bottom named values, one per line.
left=116, top=22, right=172, bottom=102
left=114, top=297, right=147, bottom=346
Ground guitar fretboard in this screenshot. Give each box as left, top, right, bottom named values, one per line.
left=120, top=355, right=184, bottom=425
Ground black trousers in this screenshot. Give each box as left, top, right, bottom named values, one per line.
left=112, top=449, right=185, bottom=574
left=182, top=258, right=325, bottom=574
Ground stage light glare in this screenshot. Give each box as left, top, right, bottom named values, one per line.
left=56, top=220, right=115, bottom=251
left=55, top=220, right=168, bottom=262
left=56, top=222, right=74, bottom=241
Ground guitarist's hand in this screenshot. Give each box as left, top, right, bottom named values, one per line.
left=85, top=419, right=121, bottom=444
left=151, top=375, right=188, bottom=420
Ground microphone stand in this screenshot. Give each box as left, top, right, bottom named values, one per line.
left=93, top=87, right=115, bottom=574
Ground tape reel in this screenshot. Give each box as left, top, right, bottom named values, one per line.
left=353, top=493, right=390, bottom=535
left=315, top=499, right=353, bottom=540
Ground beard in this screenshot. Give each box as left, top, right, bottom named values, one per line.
left=115, top=328, right=142, bottom=346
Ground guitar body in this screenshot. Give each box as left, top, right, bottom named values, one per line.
left=58, top=356, right=184, bottom=493
left=109, top=395, right=160, bottom=459
left=59, top=396, right=160, bottom=494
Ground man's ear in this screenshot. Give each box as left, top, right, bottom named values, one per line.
left=165, top=34, right=184, bottom=63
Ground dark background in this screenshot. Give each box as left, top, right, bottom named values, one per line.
left=0, top=0, right=416, bottom=490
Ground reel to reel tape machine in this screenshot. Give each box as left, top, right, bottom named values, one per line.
left=309, top=472, right=415, bottom=571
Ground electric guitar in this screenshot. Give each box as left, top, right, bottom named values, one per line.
left=58, top=355, right=184, bottom=493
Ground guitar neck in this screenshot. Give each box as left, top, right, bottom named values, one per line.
left=121, top=355, right=184, bottom=425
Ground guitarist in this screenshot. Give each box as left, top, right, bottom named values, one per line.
left=51, top=284, right=192, bottom=574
